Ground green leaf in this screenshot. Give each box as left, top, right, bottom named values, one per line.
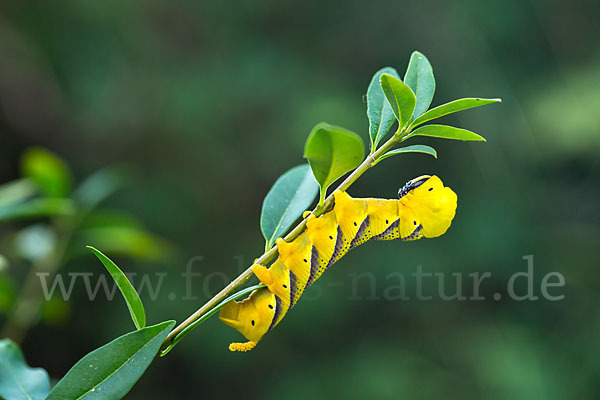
left=71, top=227, right=173, bottom=262
left=21, top=147, right=72, bottom=198
left=0, top=179, right=36, bottom=208
left=373, top=145, right=437, bottom=165
left=410, top=98, right=502, bottom=129
left=66, top=211, right=173, bottom=262
left=0, top=198, right=75, bottom=222
left=79, top=210, right=146, bottom=230
left=0, top=339, right=50, bottom=400
left=74, top=166, right=129, bottom=210
left=380, top=73, right=417, bottom=129
left=46, top=321, right=175, bottom=400
left=41, top=296, right=71, bottom=326
left=304, top=123, right=364, bottom=206
left=0, top=254, right=7, bottom=271
left=0, top=273, right=16, bottom=312
left=260, top=164, right=319, bottom=250
left=366, top=67, right=400, bottom=150
left=87, top=246, right=146, bottom=330
left=403, top=51, right=435, bottom=119
left=404, top=124, right=486, bottom=142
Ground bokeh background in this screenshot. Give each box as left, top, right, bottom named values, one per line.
left=1, top=0, right=599, bottom=399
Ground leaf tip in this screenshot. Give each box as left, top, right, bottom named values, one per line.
left=165, top=319, right=176, bottom=328
left=378, top=73, right=395, bottom=85
left=86, top=245, right=101, bottom=255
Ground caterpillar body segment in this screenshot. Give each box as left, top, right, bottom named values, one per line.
left=220, top=175, right=457, bottom=351
left=219, top=288, right=277, bottom=348
left=366, top=198, right=398, bottom=240
left=252, top=261, right=290, bottom=308
left=275, top=235, right=312, bottom=305
left=305, top=211, right=338, bottom=282
left=332, top=191, right=369, bottom=261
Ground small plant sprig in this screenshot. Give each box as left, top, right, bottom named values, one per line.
left=159, top=51, right=500, bottom=354
left=0, top=50, right=500, bottom=400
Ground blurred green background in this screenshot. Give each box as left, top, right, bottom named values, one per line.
left=1, top=0, right=599, bottom=399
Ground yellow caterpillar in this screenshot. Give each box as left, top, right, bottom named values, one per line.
left=219, top=175, right=457, bottom=352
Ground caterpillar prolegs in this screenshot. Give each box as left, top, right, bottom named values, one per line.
left=219, top=175, right=458, bottom=351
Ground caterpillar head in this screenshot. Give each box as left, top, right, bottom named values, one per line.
left=398, top=175, right=458, bottom=238
left=219, top=287, right=277, bottom=351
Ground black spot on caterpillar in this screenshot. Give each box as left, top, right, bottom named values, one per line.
left=220, top=175, right=457, bottom=352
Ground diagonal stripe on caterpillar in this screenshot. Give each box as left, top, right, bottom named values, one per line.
left=219, top=175, right=457, bottom=351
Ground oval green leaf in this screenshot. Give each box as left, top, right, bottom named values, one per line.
left=0, top=339, right=50, bottom=400
left=304, top=123, right=364, bottom=205
left=403, top=51, right=435, bottom=119
left=0, top=273, right=16, bottom=313
left=46, top=321, right=175, bottom=400
left=87, top=246, right=146, bottom=330
left=80, top=210, right=146, bottom=230
left=0, top=198, right=75, bottom=222
left=410, top=98, right=502, bottom=129
left=380, top=73, right=416, bottom=129
left=373, top=145, right=437, bottom=166
left=21, top=147, right=72, bottom=198
left=404, top=124, right=486, bottom=142
left=0, top=179, right=36, bottom=208
left=366, top=67, right=400, bottom=150
left=74, top=228, right=173, bottom=262
left=75, top=166, right=129, bottom=210
left=260, top=164, right=319, bottom=250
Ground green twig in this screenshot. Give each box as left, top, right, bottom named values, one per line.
left=159, top=127, right=407, bottom=353
left=159, top=284, right=266, bottom=356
